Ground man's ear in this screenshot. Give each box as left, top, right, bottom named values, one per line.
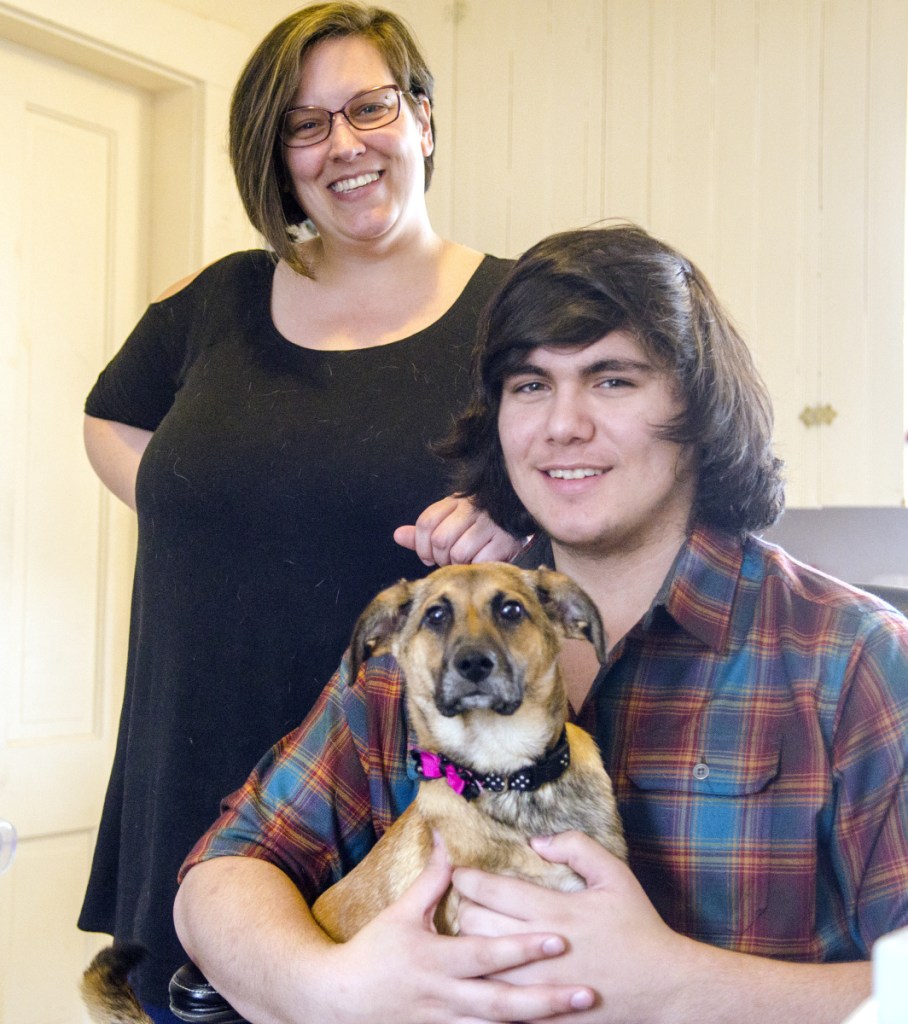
left=532, top=566, right=607, bottom=663
left=348, top=580, right=414, bottom=683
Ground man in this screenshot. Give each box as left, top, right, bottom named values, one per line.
left=175, top=225, right=908, bottom=1024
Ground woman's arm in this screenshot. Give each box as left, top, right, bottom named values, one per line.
left=83, top=414, right=153, bottom=511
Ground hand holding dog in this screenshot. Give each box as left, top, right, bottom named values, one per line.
left=453, top=831, right=871, bottom=1024
left=454, top=831, right=687, bottom=1023
left=394, top=495, right=522, bottom=566
left=316, top=836, right=596, bottom=1024
left=175, top=839, right=594, bottom=1024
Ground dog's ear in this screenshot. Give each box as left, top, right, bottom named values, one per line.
left=532, top=566, right=607, bottom=662
left=348, top=580, right=414, bottom=684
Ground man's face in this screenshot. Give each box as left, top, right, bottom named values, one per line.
left=497, top=331, right=697, bottom=559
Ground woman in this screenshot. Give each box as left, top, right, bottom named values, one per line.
left=78, top=3, right=517, bottom=1017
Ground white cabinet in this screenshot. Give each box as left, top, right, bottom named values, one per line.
left=415, top=0, right=908, bottom=509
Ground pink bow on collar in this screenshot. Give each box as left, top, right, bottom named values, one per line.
left=411, top=749, right=471, bottom=796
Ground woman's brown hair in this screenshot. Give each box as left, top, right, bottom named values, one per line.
left=229, top=2, right=435, bottom=276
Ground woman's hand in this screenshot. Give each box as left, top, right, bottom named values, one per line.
left=394, top=495, right=524, bottom=566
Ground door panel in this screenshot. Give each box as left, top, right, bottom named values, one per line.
left=0, top=38, right=146, bottom=1023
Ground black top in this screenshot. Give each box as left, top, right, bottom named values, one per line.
left=79, top=250, right=513, bottom=1003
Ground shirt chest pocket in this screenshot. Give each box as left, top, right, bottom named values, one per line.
left=622, top=723, right=782, bottom=946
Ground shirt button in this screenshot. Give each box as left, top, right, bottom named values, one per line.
left=693, top=762, right=710, bottom=781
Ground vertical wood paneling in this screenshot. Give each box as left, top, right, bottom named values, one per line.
left=601, top=0, right=653, bottom=226
left=863, top=0, right=908, bottom=504
left=710, top=0, right=758, bottom=309
left=648, top=0, right=716, bottom=262
left=448, top=0, right=513, bottom=253
left=505, top=0, right=605, bottom=253
left=815, top=0, right=871, bottom=504
left=451, top=0, right=604, bottom=257
left=748, top=0, right=823, bottom=506
left=821, top=0, right=907, bottom=505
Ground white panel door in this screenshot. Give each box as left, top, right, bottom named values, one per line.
left=0, top=38, right=146, bottom=1024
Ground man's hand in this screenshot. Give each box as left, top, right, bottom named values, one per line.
left=453, top=832, right=871, bottom=1024
left=177, top=838, right=597, bottom=1024
left=453, top=831, right=686, bottom=1022
left=313, top=836, right=596, bottom=1023
left=394, top=495, right=523, bottom=566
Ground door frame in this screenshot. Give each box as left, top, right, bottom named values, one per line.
left=0, top=0, right=257, bottom=295
left=0, top=4, right=200, bottom=296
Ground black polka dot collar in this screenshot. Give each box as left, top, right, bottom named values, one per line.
left=409, top=727, right=570, bottom=802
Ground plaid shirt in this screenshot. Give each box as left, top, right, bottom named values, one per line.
left=181, top=526, right=908, bottom=960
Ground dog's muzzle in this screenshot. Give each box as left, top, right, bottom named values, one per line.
left=436, top=643, right=523, bottom=717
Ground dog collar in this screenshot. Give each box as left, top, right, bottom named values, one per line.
left=409, top=728, right=570, bottom=802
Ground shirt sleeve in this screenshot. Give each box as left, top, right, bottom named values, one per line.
left=84, top=291, right=193, bottom=430
left=179, top=651, right=415, bottom=904
left=831, top=608, right=908, bottom=951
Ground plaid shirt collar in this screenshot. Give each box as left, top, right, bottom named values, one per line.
left=655, top=526, right=743, bottom=653
left=517, top=525, right=745, bottom=656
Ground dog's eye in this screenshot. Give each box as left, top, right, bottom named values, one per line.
left=422, top=604, right=449, bottom=628
left=498, top=600, right=524, bottom=622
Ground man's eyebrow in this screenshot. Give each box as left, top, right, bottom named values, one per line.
left=504, top=356, right=654, bottom=378
left=504, top=359, right=549, bottom=378
left=580, top=358, right=653, bottom=376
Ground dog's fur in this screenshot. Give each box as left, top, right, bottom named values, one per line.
left=81, top=562, right=626, bottom=1019
left=80, top=944, right=151, bottom=1023
left=312, top=562, right=626, bottom=940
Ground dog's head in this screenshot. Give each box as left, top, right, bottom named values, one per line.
left=349, top=563, right=605, bottom=760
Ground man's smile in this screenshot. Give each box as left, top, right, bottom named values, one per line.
left=545, top=468, right=605, bottom=480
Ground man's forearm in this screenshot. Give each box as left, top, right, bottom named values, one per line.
left=174, top=857, right=331, bottom=1024
left=453, top=837, right=874, bottom=1024
left=665, top=937, right=871, bottom=1024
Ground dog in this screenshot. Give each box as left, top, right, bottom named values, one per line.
left=81, top=562, right=626, bottom=1019
left=311, top=561, right=626, bottom=940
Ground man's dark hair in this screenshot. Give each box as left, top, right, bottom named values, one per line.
left=442, top=224, right=785, bottom=537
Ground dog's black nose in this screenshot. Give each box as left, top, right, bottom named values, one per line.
left=455, top=648, right=495, bottom=683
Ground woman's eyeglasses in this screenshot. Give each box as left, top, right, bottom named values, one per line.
left=280, top=84, right=408, bottom=148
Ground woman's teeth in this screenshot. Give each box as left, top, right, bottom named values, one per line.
left=330, top=172, right=380, bottom=193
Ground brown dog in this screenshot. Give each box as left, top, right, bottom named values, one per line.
left=312, top=561, right=626, bottom=940
left=81, top=563, right=625, bottom=1019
